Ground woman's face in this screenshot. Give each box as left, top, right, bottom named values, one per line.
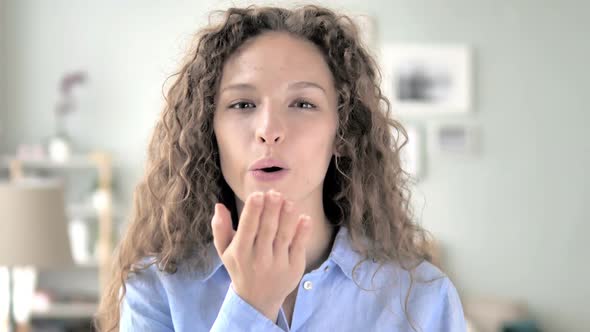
left=213, top=31, right=338, bottom=206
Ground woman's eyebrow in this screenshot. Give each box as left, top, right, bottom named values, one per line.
left=219, top=81, right=327, bottom=95
left=288, top=81, right=327, bottom=96
left=220, top=83, right=257, bottom=94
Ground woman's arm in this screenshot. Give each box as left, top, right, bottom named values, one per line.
left=119, top=263, right=285, bottom=332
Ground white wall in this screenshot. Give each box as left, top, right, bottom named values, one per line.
left=0, top=0, right=5, bottom=149
left=1, top=0, right=589, bottom=331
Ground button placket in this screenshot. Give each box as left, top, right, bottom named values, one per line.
left=290, top=276, right=317, bottom=331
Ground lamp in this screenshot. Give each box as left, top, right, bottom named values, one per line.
left=0, top=180, right=73, bottom=332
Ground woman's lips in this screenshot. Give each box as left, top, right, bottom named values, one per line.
left=250, top=169, right=288, bottom=182
left=249, top=157, right=288, bottom=171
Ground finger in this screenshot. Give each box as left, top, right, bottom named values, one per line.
left=289, top=215, right=311, bottom=267
left=211, top=203, right=235, bottom=258
left=273, top=200, right=295, bottom=259
left=233, top=191, right=264, bottom=249
left=255, top=190, right=283, bottom=256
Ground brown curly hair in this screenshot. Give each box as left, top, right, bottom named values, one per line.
left=95, top=4, right=434, bottom=332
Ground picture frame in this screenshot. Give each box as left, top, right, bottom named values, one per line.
left=379, top=43, right=473, bottom=116
left=427, top=121, right=481, bottom=156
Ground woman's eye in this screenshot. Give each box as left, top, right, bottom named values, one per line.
left=292, top=100, right=316, bottom=109
left=229, top=101, right=256, bottom=109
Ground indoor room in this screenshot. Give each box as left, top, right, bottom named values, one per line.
left=0, top=1, right=588, bottom=331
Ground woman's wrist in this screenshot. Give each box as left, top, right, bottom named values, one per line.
left=232, top=283, right=283, bottom=323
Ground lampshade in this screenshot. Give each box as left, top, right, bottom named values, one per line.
left=0, top=180, right=73, bottom=268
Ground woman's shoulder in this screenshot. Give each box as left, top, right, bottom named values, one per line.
left=122, top=257, right=172, bottom=314
left=125, top=247, right=224, bottom=293
left=360, top=258, right=459, bottom=307
left=124, top=257, right=172, bottom=297
left=392, top=260, right=457, bottom=300
left=388, top=260, right=465, bottom=330
left=334, top=256, right=465, bottom=330
left=410, top=261, right=458, bottom=302
left=412, top=260, right=449, bottom=284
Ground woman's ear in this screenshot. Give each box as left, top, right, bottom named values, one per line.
left=332, top=139, right=340, bottom=157
left=333, top=143, right=342, bottom=157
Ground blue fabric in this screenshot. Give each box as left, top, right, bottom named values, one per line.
left=120, top=227, right=466, bottom=331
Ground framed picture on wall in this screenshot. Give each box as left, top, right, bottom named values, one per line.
left=379, top=43, right=473, bottom=116
left=427, top=121, right=481, bottom=156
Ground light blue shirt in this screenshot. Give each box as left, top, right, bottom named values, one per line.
left=121, top=226, right=466, bottom=331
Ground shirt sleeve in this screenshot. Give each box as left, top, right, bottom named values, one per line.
left=120, top=267, right=175, bottom=332
left=210, top=284, right=285, bottom=332
left=427, top=278, right=467, bottom=332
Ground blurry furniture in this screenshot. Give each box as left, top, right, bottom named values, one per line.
left=502, top=319, right=541, bottom=332
left=0, top=152, right=115, bottom=329
left=463, top=295, right=533, bottom=332
left=0, top=180, right=73, bottom=332
left=430, top=239, right=537, bottom=332
left=4, top=152, right=114, bottom=290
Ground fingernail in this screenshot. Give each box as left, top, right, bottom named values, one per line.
left=252, top=192, right=263, bottom=204
left=300, top=214, right=311, bottom=224
left=269, top=190, right=281, bottom=203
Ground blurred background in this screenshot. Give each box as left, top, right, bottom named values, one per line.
left=0, top=0, right=588, bottom=331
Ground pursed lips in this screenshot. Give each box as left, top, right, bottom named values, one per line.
left=249, top=157, right=289, bottom=172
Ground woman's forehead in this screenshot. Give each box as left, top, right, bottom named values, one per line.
left=219, top=32, right=335, bottom=91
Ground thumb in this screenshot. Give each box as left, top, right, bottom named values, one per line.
left=211, top=203, right=236, bottom=257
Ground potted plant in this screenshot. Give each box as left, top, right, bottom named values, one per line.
left=48, top=71, right=87, bottom=162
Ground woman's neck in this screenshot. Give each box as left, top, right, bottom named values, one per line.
left=303, top=211, right=338, bottom=274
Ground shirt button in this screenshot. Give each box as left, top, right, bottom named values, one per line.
left=303, top=281, right=313, bottom=290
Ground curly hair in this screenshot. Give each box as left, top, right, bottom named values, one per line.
left=95, top=5, right=434, bottom=332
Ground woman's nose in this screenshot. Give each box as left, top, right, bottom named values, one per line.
left=255, top=107, right=285, bottom=144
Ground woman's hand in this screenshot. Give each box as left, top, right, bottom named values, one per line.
left=211, top=190, right=311, bottom=322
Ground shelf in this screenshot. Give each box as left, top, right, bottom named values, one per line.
left=67, top=203, right=100, bottom=219
left=31, top=302, right=98, bottom=320
left=7, top=150, right=115, bottom=296
left=75, top=261, right=99, bottom=268
left=0, top=153, right=104, bottom=170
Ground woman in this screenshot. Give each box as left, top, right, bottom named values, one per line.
left=96, top=5, right=466, bottom=332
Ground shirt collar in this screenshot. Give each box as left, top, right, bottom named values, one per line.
left=200, top=226, right=368, bottom=282
left=200, top=243, right=223, bottom=281
left=328, top=226, right=369, bottom=281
